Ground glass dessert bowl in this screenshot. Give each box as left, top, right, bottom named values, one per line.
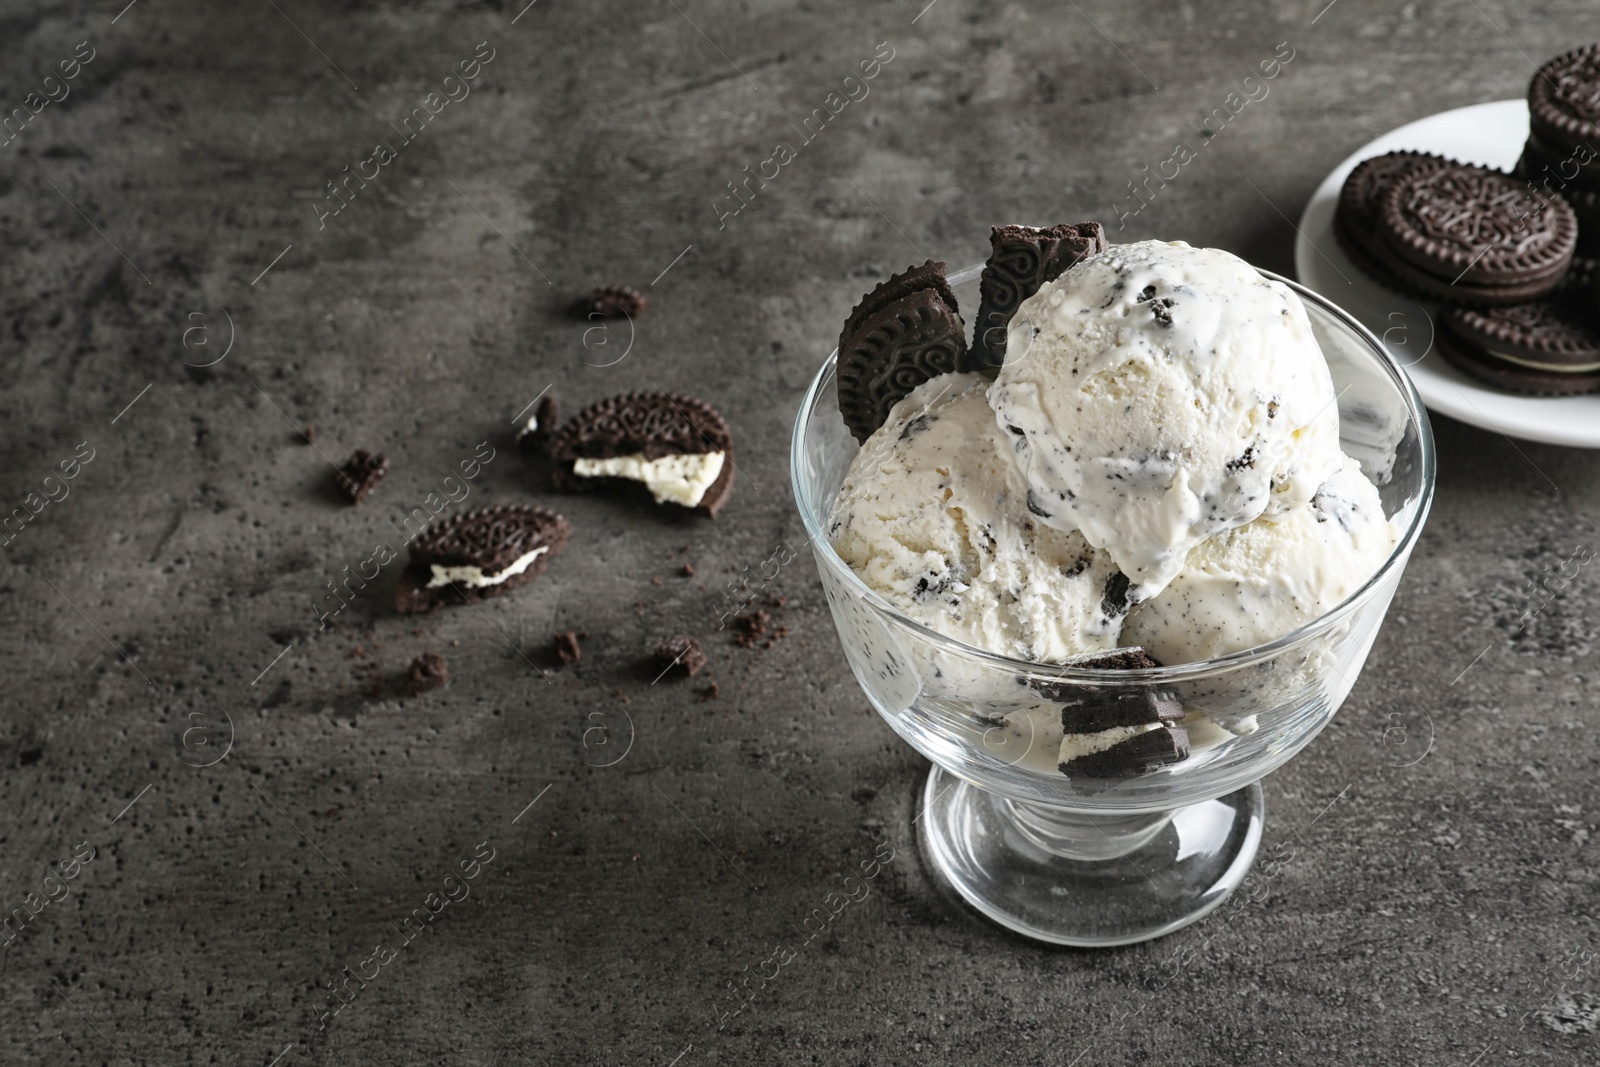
left=791, top=267, right=1435, bottom=947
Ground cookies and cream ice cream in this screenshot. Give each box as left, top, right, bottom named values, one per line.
left=988, top=241, right=1344, bottom=602
left=830, top=240, right=1392, bottom=670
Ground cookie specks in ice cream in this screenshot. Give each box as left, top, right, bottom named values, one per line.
left=989, top=240, right=1344, bottom=603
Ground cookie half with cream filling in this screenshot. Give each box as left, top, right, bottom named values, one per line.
left=396, top=504, right=570, bottom=614
left=550, top=391, right=734, bottom=517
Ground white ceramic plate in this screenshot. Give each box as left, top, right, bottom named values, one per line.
left=1294, top=98, right=1600, bottom=449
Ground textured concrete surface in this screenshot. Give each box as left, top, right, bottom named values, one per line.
left=0, top=1, right=1597, bottom=1064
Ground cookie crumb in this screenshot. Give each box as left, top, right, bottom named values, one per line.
left=650, top=575, right=664, bottom=587
left=734, top=611, right=771, bottom=649
left=303, top=424, right=316, bottom=443
left=697, top=681, right=720, bottom=701
left=573, top=286, right=647, bottom=319
left=402, top=651, right=449, bottom=696
left=764, top=594, right=787, bottom=608
left=552, top=631, right=582, bottom=666
left=681, top=563, right=697, bottom=577
left=655, top=634, right=707, bottom=677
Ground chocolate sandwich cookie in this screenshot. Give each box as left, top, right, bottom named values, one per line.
left=836, top=261, right=967, bottom=442
left=395, top=504, right=570, bottom=613
left=1517, top=131, right=1600, bottom=191
left=1436, top=299, right=1600, bottom=397
left=1333, top=151, right=1454, bottom=299
left=1375, top=164, right=1576, bottom=301
left=968, top=222, right=1106, bottom=374
left=1031, top=648, right=1191, bottom=778
left=1529, top=44, right=1600, bottom=155
left=1516, top=144, right=1600, bottom=254
left=549, top=391, right=734, bottom=517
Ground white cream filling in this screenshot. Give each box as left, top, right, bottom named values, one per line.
left=1487, top=348, right=1600, bottom=373
left=427, top=546, right=547, bottom=589
left=572, top=451, right=726, bottom=507
left=514, top=413, right=540, bottom=439
left=1058, top=722, right=1163, bottom=765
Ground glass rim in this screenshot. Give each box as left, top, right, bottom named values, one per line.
left=789, top=265, right=1438, bottom=683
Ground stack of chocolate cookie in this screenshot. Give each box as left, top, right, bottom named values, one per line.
left=1334, top=153, right=1576, bottom=306
left=1521, top=43, right=1600, bottom=263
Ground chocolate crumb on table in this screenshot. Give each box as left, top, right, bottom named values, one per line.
left=402, top=651, right=449, bottom=696
left=655, top=634, right=707, bottom=677
left=552, top=631, right=582, bottom=666
left=681, top=563, right=696, bottom=577
left=734, top=611, right=770, bottom=648
left=697, top=681, right=720, bottom=701
left=573, top=285, right=648, bottom=319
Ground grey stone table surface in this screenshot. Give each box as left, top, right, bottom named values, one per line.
left=0, top=1, right=1596, bottom=1063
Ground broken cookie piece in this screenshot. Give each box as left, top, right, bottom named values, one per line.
left=550, top=391, right=734, bottom=517
left=334, top=449, right=389, bottom=505
left=396, top=504, right=570, bottom=614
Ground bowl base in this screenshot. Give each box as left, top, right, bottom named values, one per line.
left=918, top=766, right=1264, bottom=947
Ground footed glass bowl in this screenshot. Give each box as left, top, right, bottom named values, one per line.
left=790, top=267, right=1435, bottom=946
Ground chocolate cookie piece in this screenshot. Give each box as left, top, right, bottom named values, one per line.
left=1378, top=164, right=1576, bottom=290
left=516, top=395, right=559, bottom=455
left=969, top=222, right=1106, bottom=373
left=334, top=449, right=389, bottom=505
left=1435, top=297, right=1600, bottom=396
left=1026, top=647, right=1190, bottom=778
left=654, top=634, right=706, bottom=677
left=395, top=504, right=570, bottom=614
left=573, top=286, right=647, bottom=319
left=402, top=651, right=449, bottom=696
left=836, top=262, right=967, bottom=443
left=1060, top=725, right=1190, bottom=778
left=549, top=391, right=734, bottom=517
left=1529, top=44, right=1600, bottom=153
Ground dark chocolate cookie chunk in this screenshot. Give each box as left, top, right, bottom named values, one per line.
left=654, top=634, right=707, bottom=677
left=395, top=504, right=570, bottom=614
left=402, top=651, right=449, bottom=696
left=1060, top=724, right=1190, bottom=778
left=334, top=449, right=389, bottom=505
left=1032, top=647, right=1184, bottom=734
left=1378, top=164, right=1576, bottom=286
left=1529, top=44, right=1600, bottom=153
left=549, top=391, right=734, bottom=517
left=969, top=222, right=1106, bottom=373
left=836, top=262, right=967, bottom=443
left=552, top=630, right=582, bottom=665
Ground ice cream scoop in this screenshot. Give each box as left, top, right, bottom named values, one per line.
left=1120, top=457, right=1397, bottom=663
left=989, top=240, right=1345, bottom=603
left=829, top=372, right=1129, bottom=662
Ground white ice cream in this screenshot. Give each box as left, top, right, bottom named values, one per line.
left=427, top=546, right=548, bottom=589
left=989, top=240, right=1344, bottom=602
left=829, top=372, right=1128, bottom=663
left=573, top=451, right=726, bottom=507
left=1121, top=457, right=1396, bottom=663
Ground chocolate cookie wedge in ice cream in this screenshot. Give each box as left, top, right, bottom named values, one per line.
left=836, top=260, right=967, bottom=442
left=969, top=222, right=1106, bottom=374
left=396, top=504, right=570, bottom=613
left=550, top=391, right=734, bottom=517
